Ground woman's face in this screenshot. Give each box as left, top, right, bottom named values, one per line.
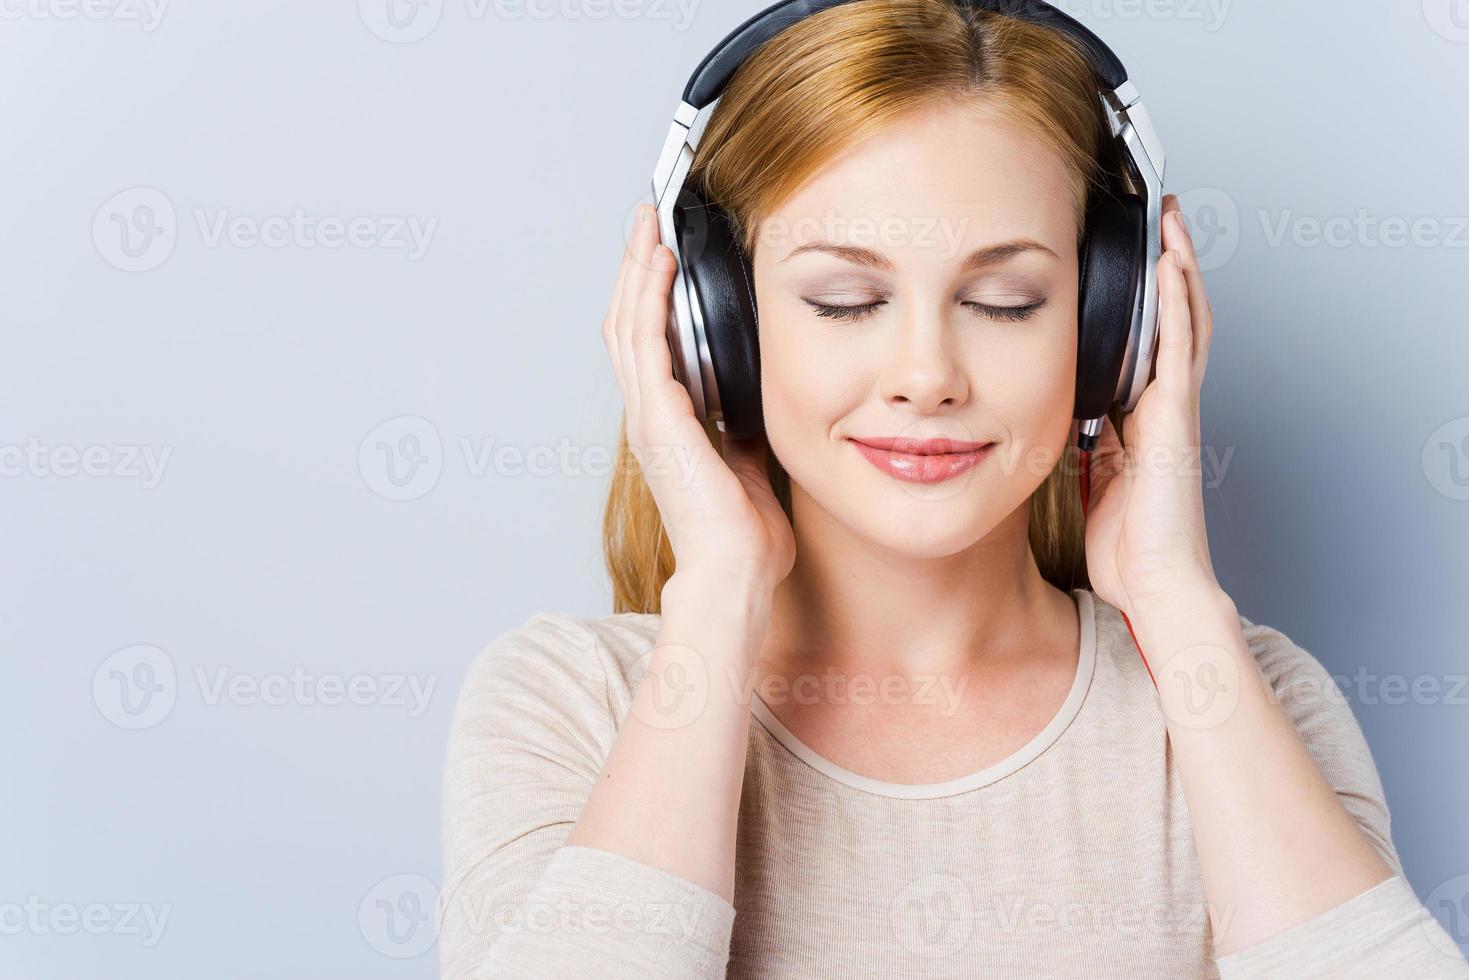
left=751, top=98, right=1081, bottom=558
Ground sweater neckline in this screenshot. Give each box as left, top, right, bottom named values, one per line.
left=748, top=588, right=1097, bottom=800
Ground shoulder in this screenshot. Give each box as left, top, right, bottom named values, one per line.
left=1089, top=588, right=1355, bottom=717
left=453, top=609, right=664, bottom=728
left=1232, top=611, right=1374, bottom=757
left=1235, top=611, right=1340, bottom=701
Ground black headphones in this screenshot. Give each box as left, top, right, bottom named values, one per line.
left=651, top=0, right=1165, bottom=452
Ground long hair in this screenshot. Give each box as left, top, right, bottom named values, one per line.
left=605, top=0, right=1132, bottom=613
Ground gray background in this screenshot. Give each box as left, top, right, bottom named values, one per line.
left=2, top=0, right=1466, bottom=976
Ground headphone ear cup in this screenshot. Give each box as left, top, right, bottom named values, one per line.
left=1075, top=192, right=1146, bottom=425
left=676, top=185, right=764, bottom=439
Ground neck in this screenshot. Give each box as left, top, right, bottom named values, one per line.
left=763, top=486, right=1069, bottom=678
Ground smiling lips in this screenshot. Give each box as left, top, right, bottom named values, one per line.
left=848, top=436, right=996, bottom=484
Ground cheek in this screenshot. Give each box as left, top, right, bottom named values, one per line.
left=757, top=299, right=869, bottom=435
left=972, top=312, right=1079, bottom=455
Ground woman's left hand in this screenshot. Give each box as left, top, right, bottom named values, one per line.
left=1082, top=193, right=1222, bottom=621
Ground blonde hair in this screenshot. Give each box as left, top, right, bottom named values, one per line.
left=604, top=0, right=1131, bottom=613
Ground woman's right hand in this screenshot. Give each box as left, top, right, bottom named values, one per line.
left=603, top=203, right=795, bottom=594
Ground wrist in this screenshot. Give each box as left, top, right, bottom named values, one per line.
left=660, top=566, right=775, bottom=626
left=1124, top=563, right=1224, bottom=621
left=1127, top=583, right=1239, bottom=667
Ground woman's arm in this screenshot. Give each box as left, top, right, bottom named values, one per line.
left=439, top=202, right=794, bottom=979
left=1131, top=585, right=1391, bottom=952
left=437, top=585, right=766, bottom=980
left=565, top=568, right=771, bottom=902
left=1129, top=585, right=1469, bottom=975
left=1079, top=195, right=1467, bottom=974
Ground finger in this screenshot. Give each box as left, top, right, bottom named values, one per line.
left=604, top=217, right=637, bottom=345
left=1089, top=411, right=1127, bottom=488
left=604, top=232, right=635, bottom=393
left=631, top=242, right=686, bottom=424
left=1155, top=249, right=1195, bottom=405
left=1147, top=194, right=1184, bottom=396
left=618, top=205, right=658, bottom=421
left=1165, top=209, right=1215, bottom=389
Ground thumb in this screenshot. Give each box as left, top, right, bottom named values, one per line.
left=1087, top=413, right=1128, bottom=495
left=721, top=434, right=776, bottom=493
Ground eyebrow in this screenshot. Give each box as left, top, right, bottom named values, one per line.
left=781, top=238, right=1059, bottom=272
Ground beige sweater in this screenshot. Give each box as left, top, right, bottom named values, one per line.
left=437, top=587, right=1469, bottom=978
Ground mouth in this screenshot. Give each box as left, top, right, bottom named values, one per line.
left=847, top=436, right=996, bottom=485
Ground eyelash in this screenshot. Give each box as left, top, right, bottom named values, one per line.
left=805, top=300, right=1044, bottom=323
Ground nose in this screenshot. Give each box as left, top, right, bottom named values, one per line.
left=877, top=306, right=969, bottom=414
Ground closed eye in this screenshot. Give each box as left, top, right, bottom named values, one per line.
left=806, top=299, right=886, bottom=322
left=964, top=300, right=1045, bottom=322
left=804, top=299, right=1046, bottom=323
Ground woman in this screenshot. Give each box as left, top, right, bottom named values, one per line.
left=439, top=1, right=1469, bottom=976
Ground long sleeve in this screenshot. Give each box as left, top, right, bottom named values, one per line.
left=437, top=612, right=736, bottom=980
left=1210, top=616, right=1469, bottom=979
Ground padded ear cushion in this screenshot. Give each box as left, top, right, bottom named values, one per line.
left=1075, top=192, right=1146, bottom=424
left=676, top=184, right=764, bottom=439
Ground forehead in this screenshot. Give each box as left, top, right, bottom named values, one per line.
left=759, top=100, right=1077, bottom=253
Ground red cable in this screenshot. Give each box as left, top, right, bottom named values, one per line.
left=1078, top=448, right=1158, bottom=690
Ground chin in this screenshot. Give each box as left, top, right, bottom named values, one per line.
left=863, top=491, right=1001, bottom=558
left=795, top=459, right=1007, bottom=559
left=866, top=519, right=993, bottom=559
